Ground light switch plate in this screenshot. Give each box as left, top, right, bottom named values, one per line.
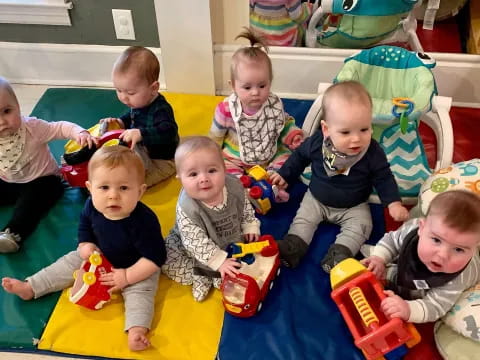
left=112, top=9, right=135, bottom=40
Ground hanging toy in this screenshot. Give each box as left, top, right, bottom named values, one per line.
left=391, top=97, right=414, bottom=134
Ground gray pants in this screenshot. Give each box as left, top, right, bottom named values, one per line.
left=288, top=190, right=372, bottom=255
left=136, top=145, right=176, bottom=187
left=27, top=250, right=160, bottom=331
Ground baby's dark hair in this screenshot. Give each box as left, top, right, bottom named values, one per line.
left=230, top=28, right=273, bottom=84
left=322, top=81, right=372, bottom=123
left=427, top=190, right=480, bottom=234
left=88, top=145, right=145, bottom=183
left=0, top=77, right=19, bottom=105
left=174, top=136, right=224, bottom=172
left=113, top=46, right=160, bottom=84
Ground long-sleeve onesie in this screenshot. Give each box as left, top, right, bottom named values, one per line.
left=209, top=93, right=303, bottom=176
left=162, top=175, right=260, bottom=301
left=372, top=219, right=480, bottom=323
left=0, top=116, right=87, bottom=240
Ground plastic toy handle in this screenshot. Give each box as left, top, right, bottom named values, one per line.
left=399, top=112, right=409, bottom=134
left=349, top=287, right=379, bottom=330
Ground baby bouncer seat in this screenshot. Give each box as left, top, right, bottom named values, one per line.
left=305, top=0, right=423, bottom=51
left=302, top=46, right=454, bottom=205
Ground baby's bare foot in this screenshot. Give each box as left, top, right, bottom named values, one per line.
left=127, top=326, right=150, bottom=351
left=1, top=277, right=34, bottom=300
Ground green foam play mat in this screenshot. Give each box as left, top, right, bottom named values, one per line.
left=0, top=88, right=128, bottom=349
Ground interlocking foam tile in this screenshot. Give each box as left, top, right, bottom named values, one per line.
left=1, top=89, right=225, bottom=358
left=39, top=274, right=224, bottom=360
left=0, top=88, right=127, bottom=350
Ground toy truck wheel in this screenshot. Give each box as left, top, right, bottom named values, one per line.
left=239, top=175, right=252, bottom=188
left=89, top=253, right=102, bottom=266
left=249, top=186, right=263, bottom=199
left=83, top=272, right=96, bottom=285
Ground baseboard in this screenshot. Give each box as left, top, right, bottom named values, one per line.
left=214, top=45, right=480, bottom=107
left=1, top=42, right=479, bottom=108
left=0, top=42, right=166, bottom=89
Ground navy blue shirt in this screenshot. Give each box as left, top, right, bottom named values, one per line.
left=77, top=198, right=166, bottom=268
left=120, top=93, right=179, bottom=160
left=278, top=130, right=400, bottom=208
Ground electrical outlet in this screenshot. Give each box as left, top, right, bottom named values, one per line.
left=112, top=9, right=135, bottom=40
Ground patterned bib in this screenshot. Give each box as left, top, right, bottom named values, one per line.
left=229, top=93, right=285, bottom=165
left=0, top=124, right=26, bottom=172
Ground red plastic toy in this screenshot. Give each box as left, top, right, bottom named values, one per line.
left=221, top=235, right=280, bottom=317
left=61, top=121, right=126, bottom=187
left=330, top=259, right=421, bottom=360
left=240, top=165, right=289, bottom=215
left=69, top=252, right=113, bottom=310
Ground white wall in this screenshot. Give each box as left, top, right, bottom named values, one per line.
left=1, top=1, right=479, bottom=107
left=210, top=0, right=249, bottom=44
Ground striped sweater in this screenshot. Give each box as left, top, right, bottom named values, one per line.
left=250, top=0, right=312, bottom=46
left=209, top=93, right=301, bottom=166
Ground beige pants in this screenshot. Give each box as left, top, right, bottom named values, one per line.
left=136, top=145, right=176, bottom=187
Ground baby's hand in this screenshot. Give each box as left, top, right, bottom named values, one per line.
left=381, top=290, right=410, bottom=321
left=289, top=133, right=304, bottom=150
left=100, top=267, right=128, bottom=293
left=219, top=258, right=241, bottom=279
left=269, top=172, right=287, bottom=189
left=360, top=255, right=386, bottom=280
left=388, top=201, right=409, bottom=222
left=75, top=131, right=97, bottom=149
left=99, top=117, right=124, bottom=129
left=78, top=243, right=100, bottom=260
left=120, top=129, right=142, bottom=149
left=243, top=233, right=259, bottom=243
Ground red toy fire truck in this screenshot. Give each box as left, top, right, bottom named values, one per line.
left=330, top=258, right=421, bottom=360
left=221, top=235, right=281, bottom=317
left=69, top=252, right=113, bottom=310
left=61, top=121, right=125, bottom=187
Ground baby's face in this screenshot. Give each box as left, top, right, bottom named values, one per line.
left=232, top=59, right=271, bottom=113
left=417, top=214, right=479, bottom=273
left=321, top=98, right=372, bottom=155
left=86, top=164, right=146, bottom=220
left=177, top=148, right=226, bottom=207
left=0, top=89, right=22, bottom=137
left=113, top=69, right=158, bottom=109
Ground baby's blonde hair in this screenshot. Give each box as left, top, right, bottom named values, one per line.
left=113, top=46, right=160, bottom=85
left=230, top=28, right=273, bottom=85
left=322, top=81, right=372, bottom=123
left=427, top=190, right=480, bottom=235
left=0, top=77, right=19, bottom=105
left=174, top=136, right=224, bottom=173
left=88, top=145, right=145, bottom=183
